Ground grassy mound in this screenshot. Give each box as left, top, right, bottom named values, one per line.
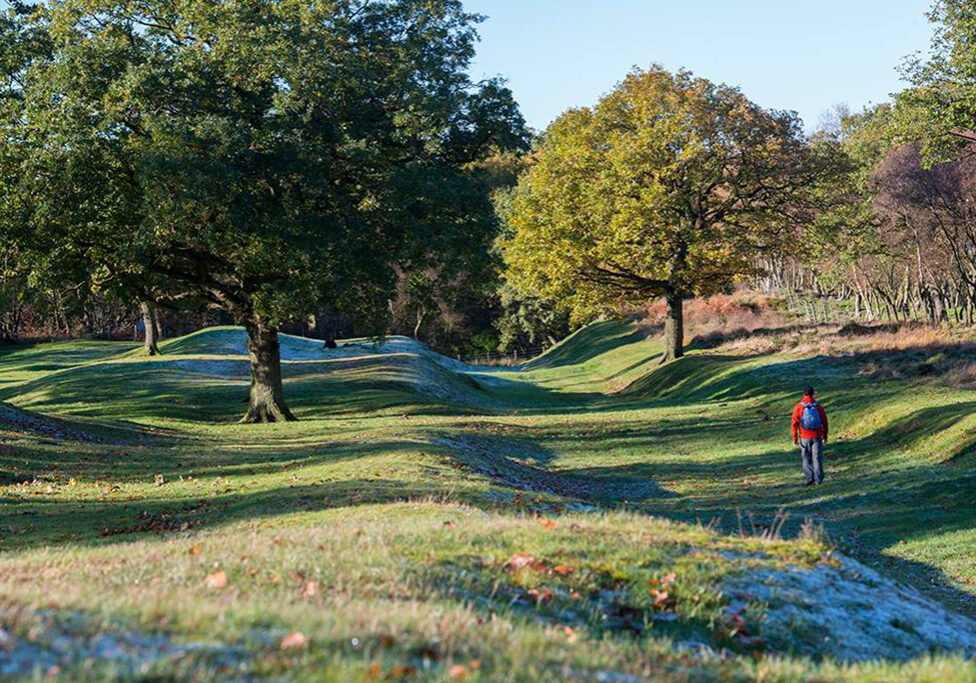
left=0, top=328, right=495, bottom=424
left=1, top=321, right=976, bottom=678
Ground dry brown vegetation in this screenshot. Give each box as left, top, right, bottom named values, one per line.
left=642, top=292, right=790, bottom=345
left=641, top=291, right=976, bottom=388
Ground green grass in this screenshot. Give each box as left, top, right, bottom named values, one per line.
left=1, top=324, right=975, bottom=680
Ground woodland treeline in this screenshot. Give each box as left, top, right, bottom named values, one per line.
left=758, top=104, right=976, bottom=328
left=2, top=0, right=976, bottom=421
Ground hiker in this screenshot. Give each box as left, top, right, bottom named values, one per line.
left=791, top=387, right=829, bottom=486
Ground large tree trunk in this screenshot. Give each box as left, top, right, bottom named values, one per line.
left=241, top=317, right=296, bottom=423
left=141, top=302, right=160, bottom=356
left=661, top=290, right=684, bottom=364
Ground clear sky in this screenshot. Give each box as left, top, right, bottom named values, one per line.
left=465, top=0, right=934, bottom=132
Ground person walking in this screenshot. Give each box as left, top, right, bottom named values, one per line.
left=791, top=387, right=829, bottom=486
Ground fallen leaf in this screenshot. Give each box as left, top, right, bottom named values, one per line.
left=204, top=570, right=227, bottom=590
left=507, top=553, right=536, bottom=569
left=552, top=564, right=573, bottom=576
left=563, top=625, right=577, bottom=643
left=661, top=572, right=677, bottom=586
left=651, top=588, right=674, bottom=609
left=443, top=520, right=457, bottom=529
left=539, top=519, right=556, bottom=530
left=188, top=545, right=202, bottom=556
left=302, top=580, right=318, bottom=598
left=447, top=664, right=468, bottom=679
left=280, top=631, right=307, bottom=651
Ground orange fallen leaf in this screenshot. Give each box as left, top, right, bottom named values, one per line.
left=188, top=545, right=202, bottom=556
left=204, top=571, right=227, bottom=590
left=539, top=519, right=557, bottom=530
left=443, top=520, right=457, bottom=529
left=447, top=664, right=468, bottom=679
left=661, top=572, right=677, bottom=586
left=552, top=564, right=573, bottom=576
left=563, top=625, right=577, bottom=643
left=280, top=631, right=307, bottom=651
left=302, top=580, right=318, bottom=598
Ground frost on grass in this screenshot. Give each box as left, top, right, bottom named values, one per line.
left=725, top=555, right=976, bottom=662
left=163, top=327, right=448, bottom=363
left=158, top=327, right=500, bottom=406
left=0, top=610, right=248, bottom=677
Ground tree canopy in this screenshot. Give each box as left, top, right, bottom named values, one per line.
left=903, top=0, right=976, bottom=159
left=501, top=66, right=838, bottom=361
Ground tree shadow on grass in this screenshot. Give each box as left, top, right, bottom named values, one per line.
left=427, top=432, right=674, bottom=504
left=0, top=477, right=449, bottom=551
left=0, top=423, right=682, bottom=553
left=0, top=341, right=136, bottom=373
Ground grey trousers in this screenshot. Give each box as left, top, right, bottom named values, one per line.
left=800, top=438, right=825, bottom=484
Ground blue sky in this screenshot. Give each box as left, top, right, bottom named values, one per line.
left=465, top=0, right=934, bottom=132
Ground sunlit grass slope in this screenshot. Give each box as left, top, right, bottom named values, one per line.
left=1, top=322, right=975, bottom=680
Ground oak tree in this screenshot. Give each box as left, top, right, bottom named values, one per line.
left=502, top=66, right=836, bottom=361
left=1, top=0, right=524, bottom=421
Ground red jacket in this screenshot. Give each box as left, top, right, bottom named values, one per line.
left=792, top=398, right=828, bottom=441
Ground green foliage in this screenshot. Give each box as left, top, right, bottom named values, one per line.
left=388, top=151, right=529, bottom=356
left=501, top=66, right=839, bottom=326
left=495, top=281, right=570, bottom=352
left=903, top=0, right=976, bottom=161
left=0, top=0, right=525, bottom=329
